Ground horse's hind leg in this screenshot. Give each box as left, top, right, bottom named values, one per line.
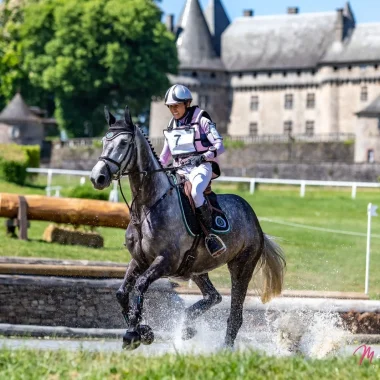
left=225, top=247, right=261, bottom=348
left=116, top=259, right=141, bottom=326
left=182, top=273, right=222, bottom=340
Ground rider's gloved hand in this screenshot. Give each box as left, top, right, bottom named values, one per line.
left=186, top=155, right=206, bottom=167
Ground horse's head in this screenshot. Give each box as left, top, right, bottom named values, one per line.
left=91, top=106, right=136, bottom=190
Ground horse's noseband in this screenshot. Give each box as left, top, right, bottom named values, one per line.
left=99, top=130, right=135, bottom=180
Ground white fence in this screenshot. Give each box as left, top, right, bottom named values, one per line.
left=26, top=168, right=380, bottom=199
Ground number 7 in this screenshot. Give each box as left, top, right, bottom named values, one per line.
left=174, top=134, right=181, bottom=146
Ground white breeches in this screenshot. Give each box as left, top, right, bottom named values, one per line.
left=178, top=162, right=213, bottom=208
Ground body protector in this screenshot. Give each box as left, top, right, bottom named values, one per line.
left=163, top=106, right=223, bottom=178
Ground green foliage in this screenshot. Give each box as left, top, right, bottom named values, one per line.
left=68, top=184, right=109, bottom=201
left=0, top=0, right=178, bottom=137
left=223, top=139, right=245, bottom=149
left=0, top=348, right=377, bottom=379
left=343, top=139, right=355, bottom=145
left=0, top=143, right=40, bottom=184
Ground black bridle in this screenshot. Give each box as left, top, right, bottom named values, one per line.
left=98, top=129, right=185, bottom=216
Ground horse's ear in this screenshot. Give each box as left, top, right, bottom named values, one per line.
left=124, top=105, right=133, bottom=128
left=104, top=106, right=116, bottom=126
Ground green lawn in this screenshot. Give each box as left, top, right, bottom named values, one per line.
left=1, top=177, right=380, bottom=297
left=0, top=348, right=378, bottom=380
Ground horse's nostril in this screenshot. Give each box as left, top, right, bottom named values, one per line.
left=97, top=174, right=106, bottom=185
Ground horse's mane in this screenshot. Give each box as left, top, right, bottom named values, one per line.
left=139, top=127, right=163, bottom=169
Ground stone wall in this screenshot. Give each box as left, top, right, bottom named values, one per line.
left=0, top=275, right=181, bottom=329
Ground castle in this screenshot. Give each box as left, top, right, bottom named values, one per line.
left=149, top=0, right=380, bottom=163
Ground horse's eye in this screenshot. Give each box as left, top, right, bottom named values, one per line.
left=120, top=140, right=128, bottom=145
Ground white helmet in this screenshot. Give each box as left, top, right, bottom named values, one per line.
left=164, top=84, right=193, bottom=105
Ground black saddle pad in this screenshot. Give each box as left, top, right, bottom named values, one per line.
left=175, top=180, right=230, bottom=237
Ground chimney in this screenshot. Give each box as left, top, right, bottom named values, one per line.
left=335, top=8, right=344, bottom=41
left=243, top=9, right=254, bottom=17
left=287, top=7, right=299, bottom=14
left=166, top=14, right=174, bottom=32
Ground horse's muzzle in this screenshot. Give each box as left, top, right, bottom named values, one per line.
left=90, top=162, right=111, bottom=190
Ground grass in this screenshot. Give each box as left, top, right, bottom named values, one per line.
left=1, top=177, right=380, bottom=297
left=0, top=348, right=379, bottom=379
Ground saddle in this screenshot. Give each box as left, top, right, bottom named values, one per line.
left=173, top=174, right=230, bottom=237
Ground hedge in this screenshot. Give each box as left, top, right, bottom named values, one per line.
left=0, top=144, right=40, bottom=185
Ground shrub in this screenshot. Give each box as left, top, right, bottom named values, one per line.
left=0, top=144, right=40, bottom=185
left=68, top=184, right=109, bottom=201
left=223, top=139, right=245, bottom=149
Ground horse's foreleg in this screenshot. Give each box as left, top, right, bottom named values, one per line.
left=182, top=273, right=222, bottom=340
left=116, top=259, right=141, bottom=326
left=128, top=255, right=169, bottom=327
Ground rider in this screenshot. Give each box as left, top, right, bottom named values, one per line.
left=159, top=84, right=226, bottom=257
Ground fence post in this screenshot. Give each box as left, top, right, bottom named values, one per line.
left=250, top=180, right=256, bottom=194
left=351, top=184, right=357, bottom=199
left=47, top=169, right=53, bottom=189
left=300, top=181, right=306, bottom=197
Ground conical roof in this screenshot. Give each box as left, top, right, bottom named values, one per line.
left=176, top=0, right=224, bottom=70
left=0, top=93, right=41, bottom=124
left=204, top=0, right=230, bottom=56
left=357, top=95, right=380, bottom=117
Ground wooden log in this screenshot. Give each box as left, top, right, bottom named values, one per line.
left=0, top=193, right=129, bottom=229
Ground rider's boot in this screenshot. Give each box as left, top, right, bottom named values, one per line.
left=196, top=201, right=226, bottom=257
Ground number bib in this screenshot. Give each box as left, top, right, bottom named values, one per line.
left=164, top=128, right=196, bottom=156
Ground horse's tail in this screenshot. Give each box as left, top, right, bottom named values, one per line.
left=257, top=234, right=286, bottom=304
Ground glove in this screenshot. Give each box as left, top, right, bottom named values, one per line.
left=185, top=155, right=205, bottom=167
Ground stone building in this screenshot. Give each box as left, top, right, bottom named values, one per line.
left=149, top=0, right=380, bottom=163
left=0, top=93, right=56, bottom=146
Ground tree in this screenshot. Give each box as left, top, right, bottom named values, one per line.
left=1, top=0, right=178, bottom=136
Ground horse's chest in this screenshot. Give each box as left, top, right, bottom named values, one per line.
left=125, top=226, right=140, bottom=255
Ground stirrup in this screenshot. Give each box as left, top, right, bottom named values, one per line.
left=205, top=234, right=226, bottom=258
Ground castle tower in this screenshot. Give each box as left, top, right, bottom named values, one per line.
left=149, top=0, right=229, bottom=139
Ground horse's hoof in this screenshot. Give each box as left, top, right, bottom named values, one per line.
left=181, top=326, right=197, bottom=341
left=122, top=330, right=141, bottom=350
left=137, top=324, right=154, bottom=345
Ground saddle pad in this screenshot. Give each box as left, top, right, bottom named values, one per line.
left=173, top=176, right=230, bottom=237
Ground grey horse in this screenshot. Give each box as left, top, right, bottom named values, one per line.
left=90, top=106, right=286, bottom=350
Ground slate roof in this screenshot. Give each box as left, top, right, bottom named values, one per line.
left=204, top=0, right=230, bottom=57
left=176, top=0, right=224, bottom=71
left=357, top=95, right=380, bottom=117
left=0, top=93, right=41, bottom=124
left=322, top=23, right=380, bottom=64
left=222, top=11, right=339, bottom=71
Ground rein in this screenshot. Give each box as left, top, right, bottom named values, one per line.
left=98, top=129, right=186, bottom=219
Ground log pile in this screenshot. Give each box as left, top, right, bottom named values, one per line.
left=43, top=224, right=104, bottom=248
left=0, top=193, right=130, bottom=229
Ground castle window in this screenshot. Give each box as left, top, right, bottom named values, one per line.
left=306, top=93, right=315, bottom=109
left=333, top=66, right=338, bottom=71
left=375, top=64, right=379, bottom=70
left=249, top=122, right=258, bottom=136
left=268, top=72, right=272, bottom=78
left=250, top=96, right=259, bottom=111
left=348, top=65, right=352, bottom=71
left=192, top=71, right=198, bottom=78
left=252, top=72, right=257, bottom=78
left=284, top=94, right=293, bottom=109
left=361, top=86, right=368, bottom=102
left=305, top=121, right=315, bottom=136
left=199, top=95, right=209, bottom=108
left=210, top=72, right=216, bottom=78
left=367, top=149, right=375, bottom=163
left=284, top=121, right=293, bottom=135
left=238, top=72, right=243, bottom=78
left=283, top=72, right=287, bottom=77
left=297, top=71, right=301, bottom=76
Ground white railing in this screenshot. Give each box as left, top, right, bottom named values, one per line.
left=27, top=168, right=380, bottom=200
